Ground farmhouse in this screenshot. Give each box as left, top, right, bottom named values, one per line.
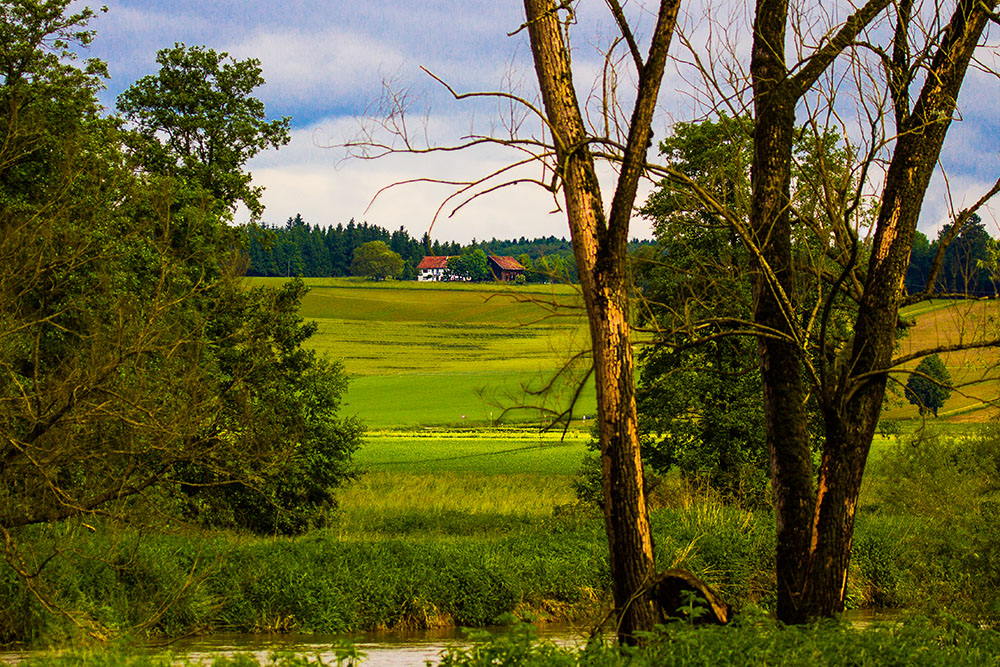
left=416, top=256, right=450, bottom=282
left=488, top=255, right=526, bottom=282
left=416, top=255, right=526, bottom=282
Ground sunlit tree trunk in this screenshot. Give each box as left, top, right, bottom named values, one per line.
left=522, top=0, right=678, bottom=642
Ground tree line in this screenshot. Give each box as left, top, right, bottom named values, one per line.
left=906, top=214, right=997, bottom=297
left=240, top=214, right=652, bottom=282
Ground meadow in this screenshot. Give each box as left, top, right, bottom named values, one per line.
left=6, top=279, right=1000, bottom=658
left=885, top=299, right=1000, bottom=422
left=260, top=278, right=1000, bottom=427
left=256, top=278, right=599, bottom=428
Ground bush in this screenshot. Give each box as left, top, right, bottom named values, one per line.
left=865, top=424, right=1000, bottom=620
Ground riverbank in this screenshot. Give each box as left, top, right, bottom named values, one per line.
left=4, top=426, right=1000, bottom=648
left=0, top=497, right=965, bottom=646
left=8, top=615, right=1000, bottom=666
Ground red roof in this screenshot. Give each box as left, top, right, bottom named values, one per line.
left=489, top=255, right=525, bottom=271
left=417, top=256, right=451, bottom=270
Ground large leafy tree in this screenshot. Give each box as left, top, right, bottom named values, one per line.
left=635, top=116, right=769, bottom=504
left=904, top=215, right=995, bottom=297
left=117, top=43, right=290, bottom=219
left=447, top=247, right=492, bottom=282
left=0, top=0, right=360, bottom=621
left=350, top=240, right=403, bottom=280
left=636, top=116, right=854, bottom=506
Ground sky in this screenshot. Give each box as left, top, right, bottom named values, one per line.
left=76, top=0, right=1000, bottom=244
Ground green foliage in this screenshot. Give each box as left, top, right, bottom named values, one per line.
left=8, top=435, right=1000, bottom=644
left=170, top=279, right=363, bottom=535
left=447, top=248, right=492, bottom=282
left=117, top=43, right=290, bottom=219
left=634, top=115, right=849, bottom=505
left=906, top=214, right=997, bottom=297
left=349, top=240, right=403, bottom=280
left=865, top=424, right=1000, bottom=619
left=0, top=515, right=609, bottom=642
left=634, top=116, right=769, bottom=506
left=436, top=616, right=1000, bottom=666
left=0, top=2, right=360, bottom=639
left=905, top=354, right=952, bottom=417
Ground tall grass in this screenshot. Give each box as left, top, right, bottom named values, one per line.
left=8, top=419, right=1000, bottom=646
left=436, top=616, right=1000, bottom=666
left=3, top=472, right=990, bottom=646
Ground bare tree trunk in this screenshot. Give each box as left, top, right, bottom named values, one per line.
left=748, top=0, right=995, bottom=621
left=805, top=0, right=995, bottom=617
left=521, top=0, right=678, bottom=643
left=749, top=0, right=817, bottom=624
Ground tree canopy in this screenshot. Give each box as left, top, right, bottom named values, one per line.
left=906, top=215, right=997, bottom=297
left=117, top=43, right=290, bottom=219
left=350, top=240, right=404, bottom=280
left=1, top=0, right=361, bottom=619
left=905, top=355, right=953, bottom=417
left=447, top=248, right=492, bottom=282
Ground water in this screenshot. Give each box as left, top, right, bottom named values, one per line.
left=0, top=614, right=902, bottom=665
left=166, top=625, right=585, bottom=666
left=0, top=624, right=586, bottom=666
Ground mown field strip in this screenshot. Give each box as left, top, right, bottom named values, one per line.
left=355, top=429, right=590, bottom=475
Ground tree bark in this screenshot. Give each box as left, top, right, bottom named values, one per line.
left=749, top=0, right=817, bottom=624
left=803, top=0, right=996, bottom=617
left=748, top=0, right=995, bottom=621
left=521, top=0, right=678, bottom=643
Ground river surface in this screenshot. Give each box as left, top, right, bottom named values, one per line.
left=0, top=624, right=587, bottom=666
left=165, top=625, right=584, bottom=665
left=0, top=612, right=899, bottom=665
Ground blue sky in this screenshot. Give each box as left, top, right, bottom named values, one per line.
left=79, top=1, right=1000, bottom=243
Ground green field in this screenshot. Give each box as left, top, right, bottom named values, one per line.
left=885, top=299, right=1000, bottom=422
left=355, top=429, right=590, bottom=475
left=339, top=428, right=590, bottom=536
left=247, top=279, right=1000, bottom=427
left=248, top=277, right=598, bottom=427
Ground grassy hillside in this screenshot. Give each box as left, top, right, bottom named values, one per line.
left=249, top=279, right=999, bottom=426
left=885, top=299, right=1000, bottom=422
left=247, top=277, right=597, bottom=427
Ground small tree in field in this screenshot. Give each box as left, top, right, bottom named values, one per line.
left=351, top=240, right=403, bottom=280
left=906, top=355, right=952, bottom=417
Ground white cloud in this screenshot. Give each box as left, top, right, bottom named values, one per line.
left=921, top=171, right=1000, bottom=239
left=247, top=115, right=654, bottom=244
left=224, top=27, right=409, bottom=109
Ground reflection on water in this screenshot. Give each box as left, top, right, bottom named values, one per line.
left=161, top=624, right=585, bottom=666
left=0, top=614, right=903, bottom=665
